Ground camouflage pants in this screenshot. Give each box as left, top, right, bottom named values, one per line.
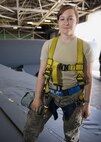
left=22, top=91, right=83, bottom=142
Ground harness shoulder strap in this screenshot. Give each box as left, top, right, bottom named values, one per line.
left=76, top=38, right=85, bottom=86
left=44, top=37, right=59, bottom=93
left=48, top=37, right=83, bottom=68
left=77, top=38, right=83, bottom=64
left=48, top=37, right=58, bottom=59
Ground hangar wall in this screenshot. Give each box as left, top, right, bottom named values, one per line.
left=0, top=39, right=45, bottom=75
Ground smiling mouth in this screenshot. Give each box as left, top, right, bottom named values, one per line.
left=63, top=27, right=71, bottom=30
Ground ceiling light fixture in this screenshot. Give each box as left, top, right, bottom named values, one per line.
left=44, top=19, right=51, bottom=23
left=36, top=26, right=42, bottom=29
left=27, top=21, right=33, bottom=25
left=13, top=26, right=18, bottom=29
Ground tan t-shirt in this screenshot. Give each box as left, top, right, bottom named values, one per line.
left=40, top=36, right=94, bottom=89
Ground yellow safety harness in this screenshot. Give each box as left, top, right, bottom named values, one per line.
left=44, top=37, right=85, bottom=100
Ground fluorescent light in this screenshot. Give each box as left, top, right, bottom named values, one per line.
left=27, top=21, right=33, bottom=25
left=36, top=26, right=42, bottom=29
left=44, top=19, right=51, bottom=23
left=54, top=27, right=59, bottom=30
left=13, top=26, right=18, bottom=29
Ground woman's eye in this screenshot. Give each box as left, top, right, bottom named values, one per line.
left=60, top=18, right=64, bottom=21
left=69, top=17, right=73, bottom=20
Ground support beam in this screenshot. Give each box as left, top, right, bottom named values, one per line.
left=16, top=0, right=20, bottom=25
left=33, top=0, right=66, bottom=30
left=0, top=4, right=15, bottom=13
left=0, top=14, right=17, bottom=20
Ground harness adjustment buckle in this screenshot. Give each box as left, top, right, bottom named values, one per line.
left=75, top=64, right=83, bottom=71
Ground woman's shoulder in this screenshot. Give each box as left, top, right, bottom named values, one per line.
left=76, top=37, right=91, bottom=50
left=44, top=37, right=54, bottom=45
left=43, top=37, right=57, bottom=49
left=44, top=37, right=55, bottom=44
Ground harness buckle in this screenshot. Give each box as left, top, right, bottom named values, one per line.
left=76, top=74, right=85, bottom=86
left=75, top=64, right=83, bottom=71
left=58, top=63, right=69, bottom=71
left=58, top=63, right=83, bottom=71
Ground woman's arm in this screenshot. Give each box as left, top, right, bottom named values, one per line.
left=83, top=63, right=93, bottom=118
left=31, top=60, right=47, bottom=112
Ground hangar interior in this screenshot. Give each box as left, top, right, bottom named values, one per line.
left=0, top=0, right=101, bottom=39
left=0, top=1, right=101, bottom=142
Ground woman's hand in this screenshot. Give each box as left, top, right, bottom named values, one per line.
left=82, top=103, right=90, bottom=118
left=31, top=97, right=43, bottom=112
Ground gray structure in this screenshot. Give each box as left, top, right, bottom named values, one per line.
left=0, top=39, right=45, bottom=75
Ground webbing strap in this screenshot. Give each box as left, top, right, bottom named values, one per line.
left=77, top=38, right=83, bottom=64
left=59, top=64, right=83, bottom=71
left=77, top=38, right=85, bottom=86
left=48, top=37, right=58, bottom=59
left=44, top=37, right=58, bottom=93
left=48, top=37, right=61, bottom=85
left=52, top=61, right=60, bottom=85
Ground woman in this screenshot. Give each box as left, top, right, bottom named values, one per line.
left=23, top=5, right=94, bottom=142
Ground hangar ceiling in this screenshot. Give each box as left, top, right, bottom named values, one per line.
left=0, top=0, right=101, bottom=39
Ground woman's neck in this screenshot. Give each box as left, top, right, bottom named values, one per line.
left=59, top=34, right=75, bottom=43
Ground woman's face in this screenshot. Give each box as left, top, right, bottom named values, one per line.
left=58, top=9, right=79, bottom=36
